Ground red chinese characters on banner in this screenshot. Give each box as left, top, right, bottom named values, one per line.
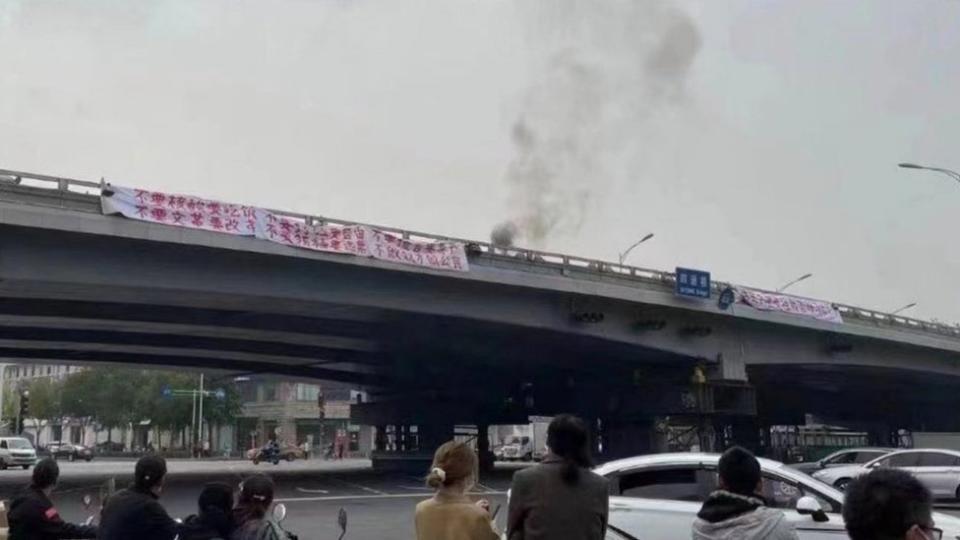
left=369, top=230, right=467, bottom=272
left=102, top=185, right=470, bottom=272
left=102, top=186, right=257, bottom=236
left=737, top=288, right=842, bottom=323
left=255, top=213, right=369, bottom=257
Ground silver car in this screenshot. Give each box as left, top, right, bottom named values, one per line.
left=790, top=447, right=893, bottom=476
left=813, top=448, right=960, bottom=499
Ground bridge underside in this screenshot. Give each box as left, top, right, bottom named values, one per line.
left=2, top=222, right=960, bottom=464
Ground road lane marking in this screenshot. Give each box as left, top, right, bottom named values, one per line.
left=295, top=487, right=330, bottom=494
left=397, top=485, right=433, bottom=491
left=276, top=491, right=508, bottom=503
left=330, top=478, right=387, bottom=495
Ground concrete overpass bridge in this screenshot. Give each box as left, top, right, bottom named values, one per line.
left=1, top=168, right=959, bottom=463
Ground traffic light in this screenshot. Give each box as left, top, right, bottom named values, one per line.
left=17, top=390, right=29, bottom=433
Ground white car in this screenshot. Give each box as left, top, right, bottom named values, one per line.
left=0, top=437, right=37, bottom=470
left=813, top=448, right=960, bottom=498
left=594, top=452, right=960, bottom=540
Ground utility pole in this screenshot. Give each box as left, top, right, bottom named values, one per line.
left=197, top=373, right=204, bottom=454
left=190, top=390, right=197, bottom=452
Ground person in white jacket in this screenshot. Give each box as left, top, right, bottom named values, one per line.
left=692, top=446, right=799, bottom=540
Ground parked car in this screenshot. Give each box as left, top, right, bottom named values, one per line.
left=95, top=441, right=126, bottom=453
left=45, top=442, right=94, bottom=462
left=789, top=447, right=892, bottom=475
left=593, top=452, right=960, bottom=540
left=813, top=448, right=960, bottom=498
left=0, top=437, right=37, bottom=470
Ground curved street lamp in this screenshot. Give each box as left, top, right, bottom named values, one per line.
left=618, top=233, right=655, bottom=265
left=777, top=273, right=813, bottom=293
left=898, top=163, right=960, bottom=184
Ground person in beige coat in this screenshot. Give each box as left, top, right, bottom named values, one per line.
left=415, top=441, right=499, bottom=540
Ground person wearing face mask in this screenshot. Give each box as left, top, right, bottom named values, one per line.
left=415, top=441, right=499, bottom=540
left=844, top=468, right=942, bottom=540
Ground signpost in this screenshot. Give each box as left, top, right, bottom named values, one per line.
left=158, top=382, right=226, bottom=457
left=675, top=267, right=711, bottom=299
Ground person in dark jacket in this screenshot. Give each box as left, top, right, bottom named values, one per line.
left=179, top=483, right=237, bottom=540
left=843, top=468, right=938, bottom=540
left=8, top=457, right=98, bottom=540
left=507, top=414, right=609, bottom=540
left=98, top=454, right=178, bottom=540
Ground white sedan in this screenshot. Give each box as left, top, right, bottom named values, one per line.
left=594, top=452, right=960, bottom=540
left=813, top=448, right=960, bottom=499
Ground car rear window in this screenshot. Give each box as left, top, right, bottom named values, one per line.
left=884, top=453, right=921, bottom=467
left=617, top=468, right=704, bottom=502
left=918, top=453, right=960, bottom=467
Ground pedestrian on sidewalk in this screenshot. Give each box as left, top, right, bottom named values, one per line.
left=507, top=414, right=608, bottom=540
left=692, top=446, right=798, bottom=540
left=8, top=458, right=98, bottom=540
left=843, top=468, right=939, bottom=540
left=415, top=441, right=499, bottom=540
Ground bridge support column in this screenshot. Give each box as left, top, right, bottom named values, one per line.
left=598, top=418, right=654, bottom=460
left=477, top=424, right=494, bottom=474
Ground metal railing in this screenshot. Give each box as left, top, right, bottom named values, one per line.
left=2, top=167, right=958, bottom=341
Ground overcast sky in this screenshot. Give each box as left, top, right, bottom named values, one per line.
left=1, top=1, right=958, bottom=322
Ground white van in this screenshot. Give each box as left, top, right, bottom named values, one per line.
left=0, top=437, right=37, bottom=470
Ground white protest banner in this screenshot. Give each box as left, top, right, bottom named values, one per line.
left=101, top=185, right=258, bottom=236
left=255, top=211, right=370, bottom=257
left=368, top=229, right=469, bottom=273
left=102, top=185, right=470, bottom=272
left=738, top=288, right=843, bottom=323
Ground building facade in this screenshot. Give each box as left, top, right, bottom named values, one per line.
left=236, top=380, right=372, bottom=457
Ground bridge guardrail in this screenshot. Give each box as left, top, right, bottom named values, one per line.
left=2, top=167, right=958, bottom=341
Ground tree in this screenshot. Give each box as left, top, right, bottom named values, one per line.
left=26, top=377, right=63, bottom=445
left=61, top=367, right=137, bottom=442
left=205, top=382, right=243, bottom=426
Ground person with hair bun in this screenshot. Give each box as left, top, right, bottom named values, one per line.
left=507, top=414, right=608, bottom=540
left=415, top=441, right=499, bottom=540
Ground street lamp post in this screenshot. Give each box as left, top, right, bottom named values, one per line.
left=777, top=273, right=813, bottom=293
left=891, top=302, right=917, bottom=315
left=898, top=163, right=960, bottom=184
left=618, top=233, right=655, bottom=265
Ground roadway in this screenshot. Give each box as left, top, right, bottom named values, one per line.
left=0, top=459, right=515, bottom=540
left=4, top=459, right=959, bottom=540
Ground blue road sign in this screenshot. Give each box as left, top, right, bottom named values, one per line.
left=161, top=386, right=172, bottom=398
left=676, top=267, right=711, bottom=299
left=215, top=389, right=226, bottom=400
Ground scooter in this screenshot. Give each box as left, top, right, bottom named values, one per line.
left=270, top=503, right=346, bottom=540
left=80, top=494, right=96, bottom=527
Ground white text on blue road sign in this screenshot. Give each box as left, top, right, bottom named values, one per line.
left=676, top=267, right=711, bottom=299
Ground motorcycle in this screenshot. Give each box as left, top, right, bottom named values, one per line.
left=251, top=444, right=281, bottom=465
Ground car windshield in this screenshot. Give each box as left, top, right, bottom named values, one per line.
left=8, top=439, right=32, bottom=450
